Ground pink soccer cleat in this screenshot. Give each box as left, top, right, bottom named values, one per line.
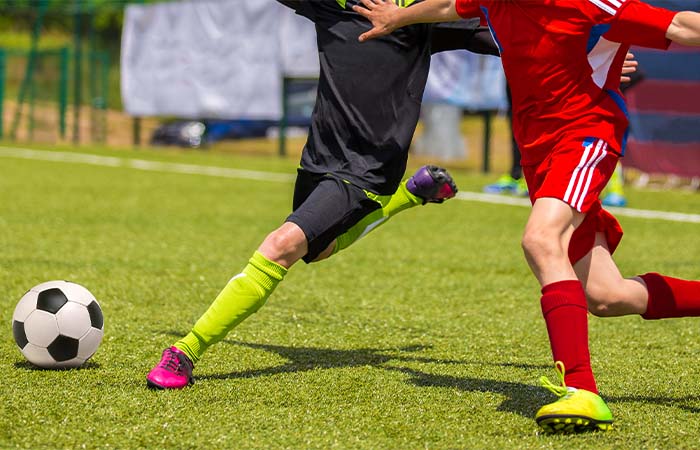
left=146, top=346, right=194, bottom=389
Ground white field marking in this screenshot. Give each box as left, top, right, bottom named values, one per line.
left=456, top=192, right=700, bottom=224
left=3, top=146, right=700, bottom=224
left=0, top=145, right=296, bottom=183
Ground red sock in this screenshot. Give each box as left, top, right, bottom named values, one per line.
left=540, top=280, right=598, bottom=394
left=641, top=273, right=700, bottom=320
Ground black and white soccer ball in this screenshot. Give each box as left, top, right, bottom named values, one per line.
left=12, top=281, right=104, bottom=369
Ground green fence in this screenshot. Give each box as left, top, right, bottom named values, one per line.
left=0, top=46, right=108, bottom=143
left=0, top=0, right=119, bottom=144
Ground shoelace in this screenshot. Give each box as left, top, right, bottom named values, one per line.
left=539, top=360, right=570, bottom=398
left=158, top=349, right=183, bottom=374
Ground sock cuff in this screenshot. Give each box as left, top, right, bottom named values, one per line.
left=541, top=280, right=587, bottom=315
left=639, top=272, right=663, bottom=288
left=174, top=334, right=205, bottom=364
left=248, top=251, right=288, bottom=284
left=640, top=272, right=669, bottom=320
left=400, top=179, right=425, bottom=206
left=541, top=279, right=584, bottom=297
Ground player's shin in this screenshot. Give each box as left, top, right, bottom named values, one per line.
left=175, top=251, right=287, bottom=362
left=640, top=273, right=700, bottom=319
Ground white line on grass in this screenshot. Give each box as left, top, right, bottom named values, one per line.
left=0, top=146, right=296, bottom=183
left=455, top=191, right=700, bottom=224
left=3, top=145, right=700, bottom=224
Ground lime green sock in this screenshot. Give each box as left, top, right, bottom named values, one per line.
left=174, top=251, right=287, bottom=363
left=334, top=180, right=422, bottom=254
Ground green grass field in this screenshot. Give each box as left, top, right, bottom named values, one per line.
left=2, top=143, right=700, bottom=449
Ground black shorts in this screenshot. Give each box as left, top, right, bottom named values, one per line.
left=286, top=169, right=381, bottom=263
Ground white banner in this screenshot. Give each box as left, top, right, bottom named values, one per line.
left=121, top=0, right=505, bottom=119
left=121, top=0, right=319, bottom=119
left=424, top=51, right=507, bottom=111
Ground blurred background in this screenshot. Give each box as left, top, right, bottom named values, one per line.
left=1, top=0, right=698, bottom=195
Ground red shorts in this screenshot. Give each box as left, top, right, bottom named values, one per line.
left=522, top=137, right=624, bottom=264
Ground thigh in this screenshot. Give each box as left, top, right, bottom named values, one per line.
left=574, top=232, right=623, bottom=291
left=574, top=232, right=647, bottom=315
left=287, top=175, right=380, bottom=263
left=569, top=204, right=624, bottom=265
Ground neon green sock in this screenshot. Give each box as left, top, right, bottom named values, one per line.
left=174, top=251, right=287, bottom=363
left=334, top=180, right=422, bottom=254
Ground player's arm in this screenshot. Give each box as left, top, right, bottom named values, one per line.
left=666, top=11, right=700, bottom=46
left=431, top=24, right=499, bottom=56
left=604, top=2, right=700, bottom=49
left=353, top=0, right=460, bottom=42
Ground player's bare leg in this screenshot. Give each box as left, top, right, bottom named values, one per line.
left=574, top=233, right=648, bottom=317
left=521, top=198, right=612, bottom=433
left=521, top=198, right=581, bottom=286
left=576, top=232, right=700, bottom=319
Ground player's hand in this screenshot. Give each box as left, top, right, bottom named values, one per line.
left=353, top=0, right=401, bottom=42
left=620, top=52, right=638, bottom=84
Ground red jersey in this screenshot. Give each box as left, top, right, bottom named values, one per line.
left=455, top=0, right=677, bottom=165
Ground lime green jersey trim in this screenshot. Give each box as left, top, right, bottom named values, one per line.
left=363, top=189, right=393, bottom=208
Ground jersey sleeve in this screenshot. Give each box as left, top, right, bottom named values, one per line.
left=603, top=0, right=676, bottom=49
left=455, top=0, right=486, bottom=23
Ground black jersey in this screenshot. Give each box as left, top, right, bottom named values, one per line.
left=278, top=1, right=489, bottom=194
left=279, top=0, right=433, bottom=195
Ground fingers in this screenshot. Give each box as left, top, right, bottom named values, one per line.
left=353, top=4, right=371, bottom=19
left=622, top=60, right=638, bottom=76
left=359, top=28, right=383, bottom=42
left=620, top=76, right=631, bottom=83
left=357, top=0, right=375, bottom=10
left=353, top=0, right=397, bottom=42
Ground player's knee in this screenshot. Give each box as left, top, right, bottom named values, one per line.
left=259, top=224, right=307, bottom=265
left=585, top=284, right=626, bottom=317
left=521, top=228, right=558, bottom=262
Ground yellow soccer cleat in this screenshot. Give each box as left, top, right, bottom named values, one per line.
left=536, top=361, right=614, bottom=434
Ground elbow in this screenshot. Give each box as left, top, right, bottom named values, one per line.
left=668, top=12, right=700, bottom=46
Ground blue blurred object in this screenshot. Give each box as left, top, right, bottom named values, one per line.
left=150, top=78, right=318, bottom=148
left=601, top=193, right=628, bottom=208
left=151, top=118, right=303, bottom=148
left=205, top=120, right=276, bottom=142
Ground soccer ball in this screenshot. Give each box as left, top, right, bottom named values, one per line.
left=12, top=280, right=104, bottom=369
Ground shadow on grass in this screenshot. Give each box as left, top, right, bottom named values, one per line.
left=385, top=366, right=542, bottom=418
left=605, top=393, right=700, bottom=414
left=161, top=332, right=700, bottom=416
left=13, top=360, right=101, bottom=371
left=162, top=334, right=547, bottom=418
left=199, top=340, right=469, bottom=378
